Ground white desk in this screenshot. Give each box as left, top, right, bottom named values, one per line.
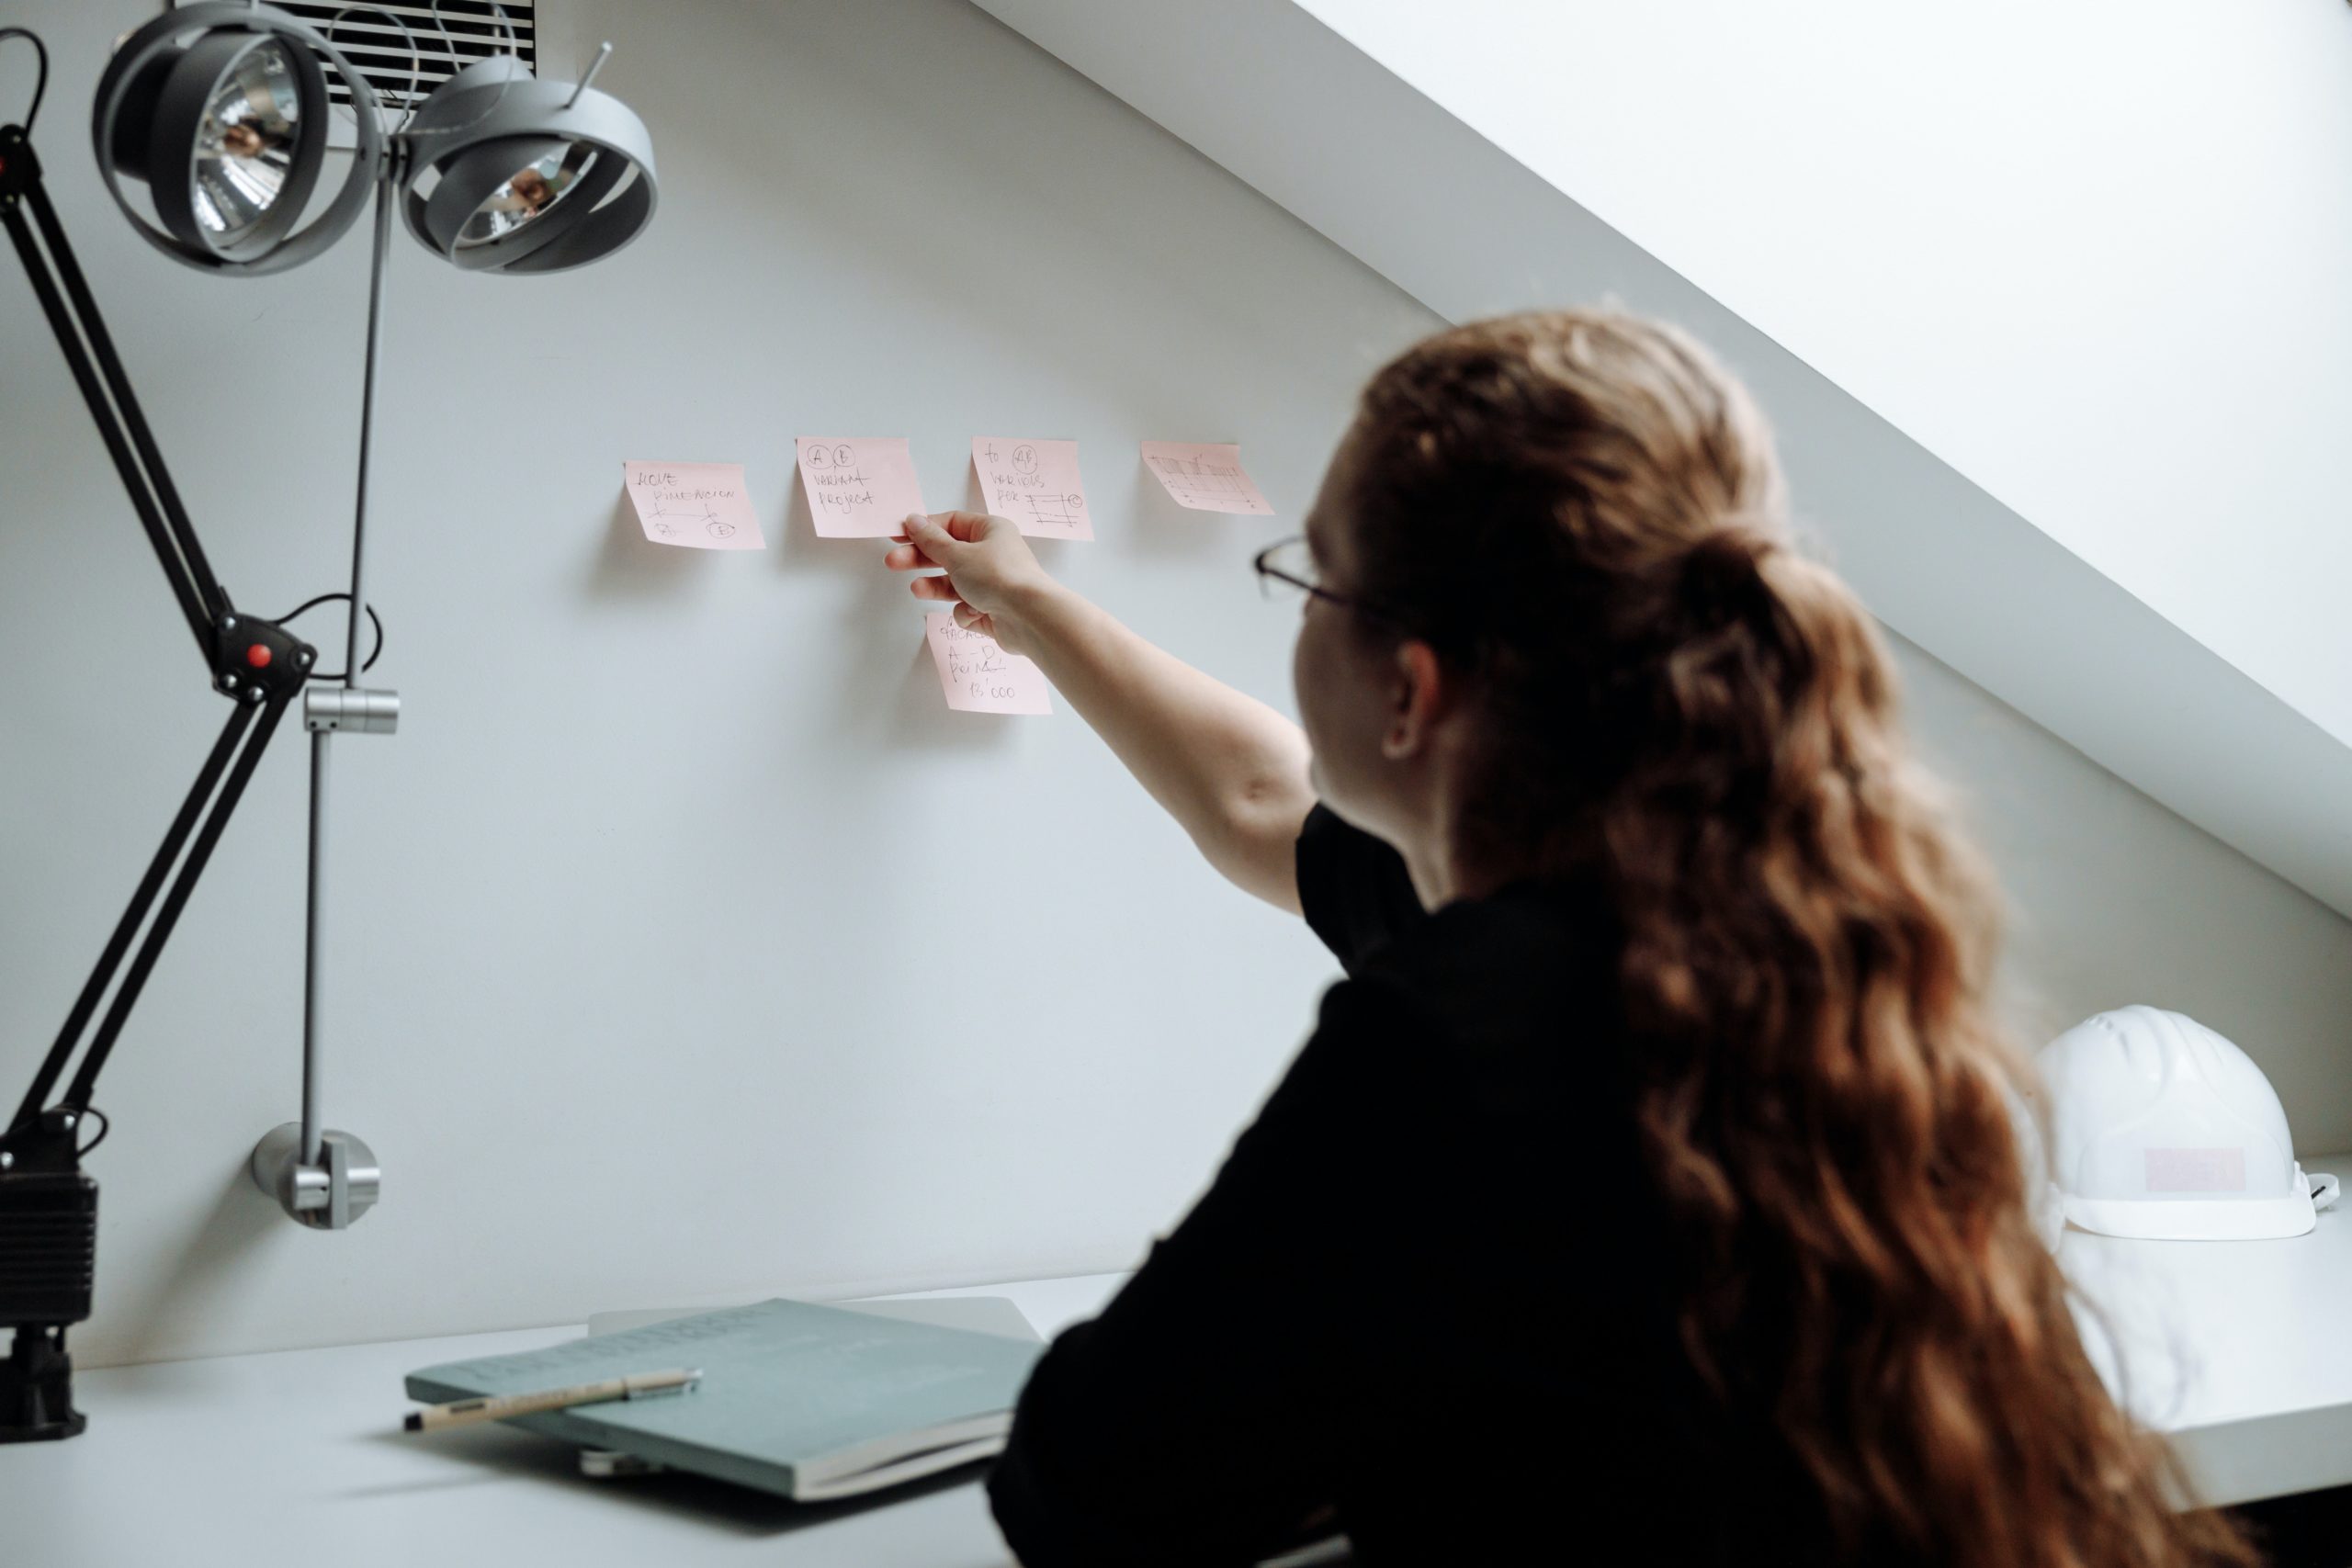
left=12, top=1161, right=2352, bottom=1567
left=2062, top=1153, right=2352, bottom=1507
left=1, top=1273, right=1127, bottom=1568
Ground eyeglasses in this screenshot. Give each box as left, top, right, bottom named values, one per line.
left=1252, top=536, right=1406, bottom=631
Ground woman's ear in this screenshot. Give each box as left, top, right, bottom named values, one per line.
left=1384, top=640, right=1445, bottom=760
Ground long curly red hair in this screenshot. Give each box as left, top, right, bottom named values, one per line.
left=1338, top=310, right=2250, bottom=1567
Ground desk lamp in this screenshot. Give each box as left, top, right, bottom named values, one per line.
left=0, top=4, right=656, bottom=1441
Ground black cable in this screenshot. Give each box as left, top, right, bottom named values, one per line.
left=73, top=1106, right=108, bottom=1158
left=321, top=6, right=424, bottom=128
left=0, top=27, right=47, bottom=133
left=273, top=592, right=385, bottom=677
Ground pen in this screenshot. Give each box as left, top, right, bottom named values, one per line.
left=402, top=1367, right=703, bottom=1432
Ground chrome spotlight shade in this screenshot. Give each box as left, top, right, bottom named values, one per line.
left=399, top=56, right=657, bottom=276
left=91, top=3, right=381, bottom=276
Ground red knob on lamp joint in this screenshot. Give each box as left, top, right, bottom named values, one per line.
left=245, top=644, right=272, bottom=669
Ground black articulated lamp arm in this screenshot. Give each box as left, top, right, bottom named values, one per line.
left=0, top=35, right=320, bottom=1440
left=0, top=105, right=321, bottom=1137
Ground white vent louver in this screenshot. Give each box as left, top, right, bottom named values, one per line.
left=173, top=2, right=539, bottom=113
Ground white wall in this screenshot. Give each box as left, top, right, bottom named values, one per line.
left=1302, top=0, right=2352, bottom=748
left=0, top=0, right=2344, bottom=1371
left=1895, top=635, right=2352, bottom=1142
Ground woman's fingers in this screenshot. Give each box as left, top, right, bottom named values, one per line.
left=898, top=512, right=962, bottom=558
left=924, top=509, right=995, bottom=544
left=944, top=601, right=999, bottom=641
left=882, top=541, right=931, bottom=571
left=910, top=575, right=964, bottom=604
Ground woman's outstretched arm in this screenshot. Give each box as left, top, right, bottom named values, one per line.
left=887, top=511, right=1315, bottom=912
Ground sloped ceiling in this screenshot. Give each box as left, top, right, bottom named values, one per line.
left=978, top=0, right=2352, bottom=920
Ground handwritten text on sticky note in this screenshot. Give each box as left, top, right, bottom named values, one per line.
left=1140, top=441, right=1273, bottom=515
left=623, top=460, right=765, bottom=549
left=924, top=615, right=1051, bottom=715
left=797, top=437, right=926, bottom=538
left=973, top=437, right=1093, bottom=541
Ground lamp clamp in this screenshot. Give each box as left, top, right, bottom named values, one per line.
left=0, top=1108, right=98, bottom=1443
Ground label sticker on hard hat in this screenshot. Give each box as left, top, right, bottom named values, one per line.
left=2144, top=1148, right=2247, bottom=1192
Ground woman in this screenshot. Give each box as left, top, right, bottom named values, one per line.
left=887, top=311, right=2249, bottom=1566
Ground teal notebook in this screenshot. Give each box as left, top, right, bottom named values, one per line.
left=404, top=1297, right=1047, bottom=1501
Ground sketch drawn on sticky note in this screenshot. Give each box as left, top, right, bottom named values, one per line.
left=923, top=614, right=1052, bottom=715
left=1138, top=441, right=1273, bottom=515
left=1018, top=492, right=1087, bottom=532
left=797, top=437, right=927, bottom=538
left=622, top=460, right=765, bottom=549
left=972, top=437, right=1093, bottom=540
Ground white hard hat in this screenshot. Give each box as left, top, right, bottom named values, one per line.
left=2037, top=1006, right=2339, bottom=1241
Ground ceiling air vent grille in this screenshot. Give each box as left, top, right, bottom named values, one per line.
left=174, top=2, right=539, bottom=113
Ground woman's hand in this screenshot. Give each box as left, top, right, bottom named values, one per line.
left=885, top=511, right=1057, bottom=657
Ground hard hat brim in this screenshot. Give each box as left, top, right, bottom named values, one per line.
left=2063, top=1190, right=2318, bottom=1242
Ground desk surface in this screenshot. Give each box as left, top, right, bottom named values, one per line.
left=10, top=1160, right=2351, bottom=1566
left=2061, top=1153, right=2352, bottom=1506
left=4, top=1274, right=1126, bottom=1568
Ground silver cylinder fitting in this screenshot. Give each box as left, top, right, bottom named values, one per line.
left=304, top=687, right=400, bottom=735
left=249, top=1122, right=380, bottom=1229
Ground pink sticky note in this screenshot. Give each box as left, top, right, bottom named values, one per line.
left=622, top=460, right=765, bottom=548
left=797, top=436, right=926, bottom=538
left=972, top=437, right=1093, bottom=541
left=1139, top=441, right=1273, bottom=515
left=924, top=615, right=1052, bottom=715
